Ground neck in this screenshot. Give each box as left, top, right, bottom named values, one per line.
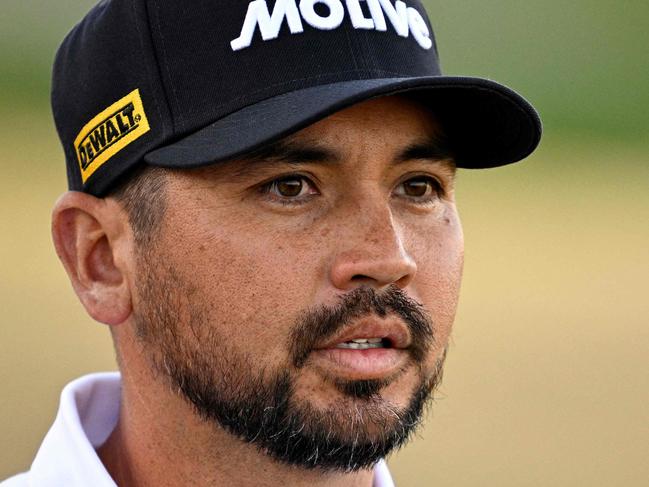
left=97, top=353, right=376, bottom=487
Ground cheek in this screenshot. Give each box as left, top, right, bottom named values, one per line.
left=162, top=209, right=326, bottom=360
left=408, top=206, right=464, bottom=348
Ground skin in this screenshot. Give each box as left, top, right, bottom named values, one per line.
left=51, top=95, right=464, bottom=487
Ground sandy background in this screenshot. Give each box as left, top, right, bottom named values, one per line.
left=1, top=1, right=648, bottom=485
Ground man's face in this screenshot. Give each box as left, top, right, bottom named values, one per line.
left=131, top=95, right=464, bottom=471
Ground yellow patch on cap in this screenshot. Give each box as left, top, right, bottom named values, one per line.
left=74, top=89, right=150, bottom=183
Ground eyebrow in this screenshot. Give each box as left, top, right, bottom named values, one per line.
left=222, top=138, right=339, bottom=181
left=396, top=136, right=454, bottom=164
left=244, top=139, right=339, bottom=166
left=223, top=134, right=455, bottom=181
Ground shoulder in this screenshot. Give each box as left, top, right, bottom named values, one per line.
left=1, top=372, right=122, bottom=487
left=0, top=472, right=29, bottom=486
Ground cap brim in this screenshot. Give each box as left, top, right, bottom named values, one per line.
left=144, top=76, right=542, bottom=169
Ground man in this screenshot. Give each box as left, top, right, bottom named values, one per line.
left=3, top=0, right=541, bottom=485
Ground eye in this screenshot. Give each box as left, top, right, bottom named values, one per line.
left=261, top=175, right=318, bottom=201
left=394, top=176, right=443, bottom=201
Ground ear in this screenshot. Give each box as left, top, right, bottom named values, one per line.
left=51, top=191, right=133, bottom=326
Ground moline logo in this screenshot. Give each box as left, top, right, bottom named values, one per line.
left=231, top=0, right=433, bottom=51
left=74, top=89, right=150, bottom=183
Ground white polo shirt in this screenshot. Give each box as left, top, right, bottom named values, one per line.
left=2, top=373, right=395, bottom=486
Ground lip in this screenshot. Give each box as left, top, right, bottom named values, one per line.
left=314, top=317, right=411, bottom=350
left=310, top=348, right=408, bottom=380
left=309, top=317, right=412, bottom=380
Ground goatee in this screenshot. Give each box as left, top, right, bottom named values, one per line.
left=134, top=257, right=446, bottom=472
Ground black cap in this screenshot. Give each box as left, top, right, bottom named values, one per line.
left=52, top=0, right=542, bottom=197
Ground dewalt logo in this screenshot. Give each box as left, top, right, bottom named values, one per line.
left=74, top=89, right=150, bottom=183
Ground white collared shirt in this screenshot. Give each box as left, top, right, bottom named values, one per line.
left=2, top=373, right=395, bottom=486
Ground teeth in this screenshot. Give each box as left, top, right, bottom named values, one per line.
left=335, top=338, right=386, bottom=350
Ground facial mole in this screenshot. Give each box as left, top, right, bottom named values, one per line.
left=199, top=244, right=206, bottom=251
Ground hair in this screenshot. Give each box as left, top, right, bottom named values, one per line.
left=107, top=164, right=169, bottom=246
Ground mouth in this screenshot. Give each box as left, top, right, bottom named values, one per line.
left=309, top=319, right=411, bottom=380
left=332, top=337, right=391, bottom=350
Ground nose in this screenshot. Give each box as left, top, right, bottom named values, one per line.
left=329, top=205, right=417, bottom=291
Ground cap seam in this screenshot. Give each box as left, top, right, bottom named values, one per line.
left=131, top=0, right=166, bottom=138
left=343, top=29, right=361, bottom=72
left=147, top=0, right=183, bottom=133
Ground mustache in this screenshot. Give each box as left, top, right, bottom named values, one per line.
left=290, top=285, right=435, bottom=368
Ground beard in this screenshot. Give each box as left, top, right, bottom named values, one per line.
left=132, top=251, right=447, bottom=472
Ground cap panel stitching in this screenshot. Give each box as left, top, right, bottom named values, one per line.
left=342, top=28, right=361, bottom=71
left=148, top=0, right=184, bottom=132
left=131, top=0, right=165, bottom=135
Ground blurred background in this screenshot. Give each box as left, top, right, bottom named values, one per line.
left=1, top=0, right=647, bottom=485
